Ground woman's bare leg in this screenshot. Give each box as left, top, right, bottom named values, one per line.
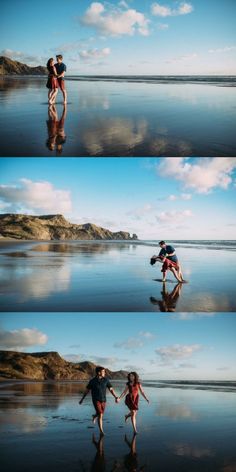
left=125, top=412, right=131, bottom=422
left=131, top=410, right=137, bottom=434
left=50, top=88, right=58, bottom=104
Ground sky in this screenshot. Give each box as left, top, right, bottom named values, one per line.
left=1, top=0, right=236, bottom=75
left=0, top=313, right=235, bottom=380
left=0, top=157, right=236, bottom=239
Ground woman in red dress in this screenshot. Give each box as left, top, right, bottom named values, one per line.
left=118, top=372, right=149, bottom=434
left=46, top=58, right=58, bottom=104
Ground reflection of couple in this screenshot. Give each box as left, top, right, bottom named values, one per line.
left=79, top=366, right=149, bottom=435
left=91, top=433, right=144, bottom=472
left=150, top=281, right=183, bottom=312
left=46, top=54, right=67, bottom=105
left=46, top=104, right=67, bottom=153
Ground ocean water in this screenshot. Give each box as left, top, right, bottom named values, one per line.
left=0, top=76, right=235, bottom=156
left=0, top=240, right=236, bottom=312
left=1, top=380, right=236, bottom=472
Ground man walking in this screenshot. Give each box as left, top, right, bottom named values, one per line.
left=79, top=366, right=119, bottom=435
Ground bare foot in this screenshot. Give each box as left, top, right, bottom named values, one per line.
left=92, top=414, right=97, bottom=424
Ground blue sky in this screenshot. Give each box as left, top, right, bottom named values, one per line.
left=0, top=313, right=235, bottom=380
left=2, top=0, right=236, bottom=74
left=0, top=157, right=236, bottom=239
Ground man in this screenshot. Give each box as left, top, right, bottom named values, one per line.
left=79, top=366, right=119, bottom=435
left=150, top=240, right=184, bottom=283
left=54, top=54, right=67, bottom=104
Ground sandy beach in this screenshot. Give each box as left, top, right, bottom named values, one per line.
left=0, top=76, right=236, bottom=157
left=0, top=240, right=236, bottom=312
left=1, top=380, right=236, bottom=472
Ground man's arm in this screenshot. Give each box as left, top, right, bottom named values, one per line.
left=79, top=388, right=90, bottom=404
left=108, top=387, right=119, bottom=402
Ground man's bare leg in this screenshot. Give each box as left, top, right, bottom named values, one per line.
left=92, top=413, right=98, bottom=424
left=170, top=267, right=182, bottom=282
left=125, top=412, right=131, bottom=422
left=62, top=89, right=67, bottom=104
left=98, top=413, right=104, bottom=435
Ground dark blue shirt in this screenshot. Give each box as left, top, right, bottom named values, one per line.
left=54, top=62, right=66, bottom=79
left=159, top=245, right=178, bottom=263
left=87, top=377, right=112, bottom=402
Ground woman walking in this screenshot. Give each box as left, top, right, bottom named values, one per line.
left=118, top=372, right=149, bottom=434
left=46, top=58, right=58, bottom=104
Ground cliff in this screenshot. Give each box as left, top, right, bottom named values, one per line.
left=0, top=56, right=48, bottom=76
left=0, top=351, right=128, bottom=380
left=0, top=213, right=138, bottom=241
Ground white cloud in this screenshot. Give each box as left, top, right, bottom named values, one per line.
left=165, top=53, right=197, bottom=64
left=115, top=331, right=155, bottom=350
left=64, top=353, right=120, bottom=367
left=156, top=209, right=192, bottom=223
left=158, top=157, right=236, bottom=194
left=157, top=23, right=169, bottom=30
left=81, top=2, right=150, bottom=36
left=155, top=344, right=202, bottom=364
left=151, top=2, right=193, bottom=17
left=208, top=46, right=236, bottom=54
left=79, top=47, right=111, bottom=61
left=0, top=328, right=48, bottom=350
left=0, top=179, right=72, bottom=214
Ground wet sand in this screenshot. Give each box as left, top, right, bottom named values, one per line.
left=1, top=380, right=236, bottom=472
left=0, top=76, right=236, bottom=156
left=0, top=240, right=236, bottom=312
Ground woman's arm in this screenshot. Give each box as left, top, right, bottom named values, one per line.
left=53, top=65, right=58, bottom=76
left=118, top=386, right=129, bottom=400
left=139, top=384, right=149, bottom=403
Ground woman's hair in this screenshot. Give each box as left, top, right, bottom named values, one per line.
left=127, top=371, right=139, bottom=385
left=47, top=58, right=54, bottom=71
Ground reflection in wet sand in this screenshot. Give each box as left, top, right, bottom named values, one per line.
left=0, top=410, right=47, bottom=433
left=81, top=118, right=148, bottom=156
left=150, top=282, right=183, bottom=312
left=46, top=104, right=67, bottom=154
left=156, top=399, right=199, bottom=420
left=172, top=443, right=214, bottom=458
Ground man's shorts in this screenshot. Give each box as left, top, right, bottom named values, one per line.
left=93, top=400, right=106, bottom=415
left=57, top=78, right=66, bottom=91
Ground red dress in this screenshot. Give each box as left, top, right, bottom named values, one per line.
left=46, top=66, right=58, bottom=90
left=125, top=382, right=140, bottom=410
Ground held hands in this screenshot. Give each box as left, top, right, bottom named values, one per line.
left=115, top=397, right=120, bottom=403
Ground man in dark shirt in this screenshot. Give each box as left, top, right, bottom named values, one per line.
left=54, top=54, right=67, bottom=104
left=150, top=240, right=184, bottom=282
left=79, top=366, right=119, bottom=434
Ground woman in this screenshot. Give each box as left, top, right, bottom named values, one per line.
left=118, top=372, right=149, bottom=434
left=46, top=58, right=58, bottom=104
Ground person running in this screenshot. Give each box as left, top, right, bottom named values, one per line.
left=46, top=58, right=58, bottom=104
left=53, top=54, right=67, bottom=104
left=150, top=240, right=185, bottom=283
left=79, top=366, right=119, bottom=435
left=117, top=372, right=149, bottom=434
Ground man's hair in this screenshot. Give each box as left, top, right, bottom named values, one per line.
left=56, top=54, right=63, bottom=60
left=159, top=240, right=166, bottom=245
left=96, top=366, right=105, bottom=375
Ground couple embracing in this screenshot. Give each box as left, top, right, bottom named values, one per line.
left=46, top=54, right=67, bottom=105
left=79, top=366, right=149, bottom=435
